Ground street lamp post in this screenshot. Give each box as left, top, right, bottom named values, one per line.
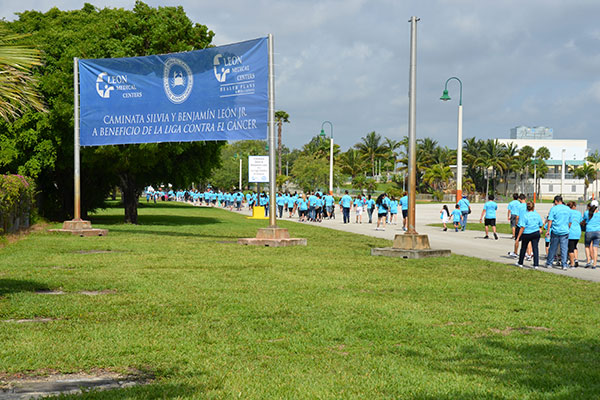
left=320, top=121, right=334, bottom=195
left=440, top=77, right=463, bottom=203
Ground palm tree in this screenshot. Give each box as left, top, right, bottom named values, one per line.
left=586, top=150, right=600, bottom=199
left=355, top=131, right=387, bottom=178
left=573, top=163, right=596, bottom=200
left=534, top=146, right=551, bottom=199
left=502, top=142, right=519, bottom=195
left=383, top=137, right=401, bottom=177
left=423, top=164, right=453, bottom=191
left=0, top=29, right=46, bottom=121
left=475, top=139, right=507, bottom=195
left=339, top=148, right=366, bottom=179
left=274, top=110, right=290, bottom=176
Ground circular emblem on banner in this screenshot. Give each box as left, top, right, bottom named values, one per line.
left=163, top=58, right=193, bottom=104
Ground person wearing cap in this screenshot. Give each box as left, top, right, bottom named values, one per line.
left=457, top=194, right=471, bottom=231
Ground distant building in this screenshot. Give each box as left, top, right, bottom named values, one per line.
left=497, top=132, right=591, bottom=200
left=510, top=125, right=553, bottom=140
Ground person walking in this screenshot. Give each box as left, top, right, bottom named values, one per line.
left=375, top=193, right=389, bottom=231
left=353, top=196, right=363, bottom=223
left=479, top=194, right=499, bottom=240
left=545, top=195, right=571, bottom=270
left=451, top=204, right=462, bottom=232
left=515, top=201, right=544, bottom=268
left=340, top=190, right=352, bottom=224
left=440, top=205, right=450, bottom=231
left=399, top=192, right=409, bottom=231
left=457, top=194, right=471, bottom=231
left=507, top=193, right=520, bottom=239
left=567, top=201, right=582, bottom=268
left=366, top=195, right=375, bottom=224
left=584, top=203, right=600, bottom=268
left=508, top=194, right=527, bottom=258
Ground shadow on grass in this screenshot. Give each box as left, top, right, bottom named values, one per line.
left=108, top=228, right=244, bottom=240
left=90, top=215, right=222, bottom=227
left=0, top=279, right=49, bottom=296
left=414, top=336, right=600, bottom=398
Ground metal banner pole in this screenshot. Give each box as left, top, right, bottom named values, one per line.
left=268, top=33, right=277, bottom=228
left=73, top=57, right=81, bottom=221
left=406, top=16, right=419, bottom=235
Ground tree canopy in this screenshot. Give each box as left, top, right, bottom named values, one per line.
left=0, top=2, right=221, bottom=222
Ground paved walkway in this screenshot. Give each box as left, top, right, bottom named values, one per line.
left=231, top=202, right=600, bottom=283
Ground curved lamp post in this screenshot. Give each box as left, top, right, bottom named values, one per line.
left=440, top=77, right=463, bottom=203
left=319, top=121, right=334, bottom=195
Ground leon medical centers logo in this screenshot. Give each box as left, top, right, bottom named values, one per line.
left=212, top=53, right=256, bottom=98
left=163, top=58, right=193, bottom=104
left=95, top=72, right=141, bottom=99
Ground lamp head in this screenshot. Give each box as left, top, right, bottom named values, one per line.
left=319, top=129, right=326, bottom=137
left=440, top=89, right=451, bottom=101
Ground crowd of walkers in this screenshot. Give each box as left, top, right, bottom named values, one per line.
left=145, top=186, right=412, bottom=229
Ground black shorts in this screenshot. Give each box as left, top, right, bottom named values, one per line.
left=568, top=239, right=579, bottom=254
left=402, top=210, right=408, bottom=218
left=484, top=218, right=496, bottom=226
left=378, top=212, right=387, bottom=218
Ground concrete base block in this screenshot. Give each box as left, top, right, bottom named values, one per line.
left=371, top=247, right=451, bottom=259
left=393, top=234, right=431, bottom=250
left=49, top=220, right=108, bottom=237
left=237, top=238, right=307, bottom=247
left=238, top=227, right=306, bottom=247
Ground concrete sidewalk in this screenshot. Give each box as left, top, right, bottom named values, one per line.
left=230, top=202, right=600, bottom=283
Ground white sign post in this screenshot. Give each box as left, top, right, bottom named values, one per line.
left=249, top=156, right=269, bottom=183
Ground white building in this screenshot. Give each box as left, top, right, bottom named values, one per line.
left=497, top=136, right=591, bottom=200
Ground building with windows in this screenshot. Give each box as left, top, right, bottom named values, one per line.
left=498, top=127, right=591, bottom=200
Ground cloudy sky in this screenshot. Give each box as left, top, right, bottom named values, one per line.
left=3, top=0, right=600, bottom=152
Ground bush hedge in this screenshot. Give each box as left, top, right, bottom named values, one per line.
left=0, top=174, right=35, bottom=235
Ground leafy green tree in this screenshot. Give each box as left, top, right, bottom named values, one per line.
left=2, top=2, right=219, bottom=223
left=291, top=153, right=340, bottom=192
left=423, top=164, right=453, bottom=191
left=274, top=110, right=289, bottom=176
left=210, top=140, right=267, bottom=191
left=301, top=135, right=339, bottom=159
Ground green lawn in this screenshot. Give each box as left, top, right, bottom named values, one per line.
left=1, top=202, right=600, bottom=399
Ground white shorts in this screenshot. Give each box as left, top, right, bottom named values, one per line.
left=356, top=206, right=363, bottom=215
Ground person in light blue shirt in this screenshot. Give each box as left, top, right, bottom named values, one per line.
left=340, top=190, right=352, bottom=224
left=507, top=193, right=520, bottom=238
left=389, top=197, right=399, bottom=225
left=567, top=201, right=582, bottom=267
left=399, top=192, right=409, bottom=230
left=297, top=194, right=308, bottom=222
left=479, top=195, right=498, bottom=240
left=457, top=195, right=470, bottom=231
left=509, top=194, right=528, bottom=258
left=545, top=195, right=571, bottom=269
left=366, top=195, right=375, bottom=224
left=451, top=204, right=462, bottom=232
left=276, top=193, right=285, bottom=218
left=353, top=196, right=364, bottom=223
left=584, top=203, right=600, bottom=268
left=515, top=201, right=543, bottom=267
left=288, top=193, right=297, bottom=218
left=324, top=194, right=335, bottom=219
left=375, top=193, right=389, bottom=230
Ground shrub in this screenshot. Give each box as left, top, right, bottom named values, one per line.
left=0, top=174, right=36, bottom=235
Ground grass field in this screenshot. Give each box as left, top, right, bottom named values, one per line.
left=1, top=202, right=600, bottom=399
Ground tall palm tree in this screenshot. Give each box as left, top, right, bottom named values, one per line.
left=423, top=164, right=453, bottom=191
left=475, top=139, right=507, bottom=195
left=355, top=131, right=387, bottom=177
left=534, top=146, right=551, bottom=199
left=0, top=29, right=46, bottom=121
left=502, top=142, right=519, bottom=195
left=339, top=148, right=366, bottom=179
left=573, top=163, right=596, bottom=200
left=274, top=110, right=290, bottom=175
left=383, top=137, right=401, bottom=176
left=586, top=150, right=600, bottom=199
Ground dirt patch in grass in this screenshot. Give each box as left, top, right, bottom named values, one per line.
left=0, top=223, right=50, bottom=249
left=488, top=326, right=551, bottom=336
left=1, top=317, right=59, bottom=324
left=76, top=250, right=120, bottom=254
left=0, top=369, right=152, bottom=398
